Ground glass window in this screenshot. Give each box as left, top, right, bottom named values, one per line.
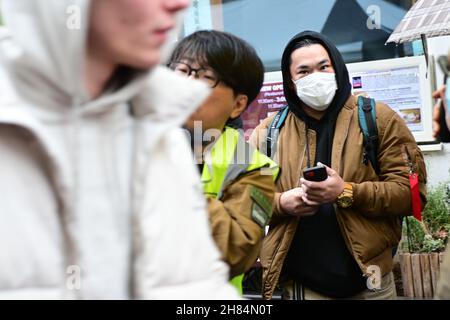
left=182, top=0, right=419, bottom=71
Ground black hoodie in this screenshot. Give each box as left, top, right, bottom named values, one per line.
left=281, top=30, right=352, bottom=166
left=281, top=31, right=367, bottom=298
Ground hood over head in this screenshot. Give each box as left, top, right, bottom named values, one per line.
left=1, top=0, right=94, bottom=107
left=0, top=0, right=179, bottom=116
left=281, top=30, right=352, bottom=123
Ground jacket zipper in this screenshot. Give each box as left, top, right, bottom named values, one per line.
left=403, top=144, right=414, bottom=174
left=265, top=133, right=308, bottom=298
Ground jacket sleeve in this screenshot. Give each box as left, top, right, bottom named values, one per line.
left=208, top=169, right=276, bottom=278
left=351, top=105, right=427, bottom=218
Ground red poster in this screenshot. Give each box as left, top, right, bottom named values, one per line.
left=241, top=81, right=286, bottom=140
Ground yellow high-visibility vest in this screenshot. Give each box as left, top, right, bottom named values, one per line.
left=201, top=126, right=279, bottom=295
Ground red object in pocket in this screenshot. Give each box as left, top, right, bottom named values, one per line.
left=409, top=173, right=422, bottom=221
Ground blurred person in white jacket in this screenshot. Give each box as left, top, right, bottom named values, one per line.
left=435, top=51, right=450, bottom=300
left=0, top=0, right=238, bottom=299
left=432, top=52, right=450, bottom=142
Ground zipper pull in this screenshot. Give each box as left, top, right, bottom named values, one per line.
left=403, top=145, right=414, bottom=174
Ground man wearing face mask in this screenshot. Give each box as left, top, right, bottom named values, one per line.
left=250, top=31, right=427, bottom=300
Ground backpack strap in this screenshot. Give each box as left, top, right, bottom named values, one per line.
left=266, top=106, right=289, bottom=159
left=357, top=97, right=402, bottom=257
left=357, top=96, right=380, bottom=175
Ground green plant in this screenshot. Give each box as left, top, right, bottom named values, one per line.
left=422, top=235, right=446, bottom=253
left=401, top=182, right=450, bottom=253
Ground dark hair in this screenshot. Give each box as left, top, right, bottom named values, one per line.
left=288, top=37, right=322, bottom=67
left=169, top=30, right=264, bottom=106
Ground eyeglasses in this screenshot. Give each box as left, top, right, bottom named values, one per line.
left=168, top=61, right=221, bottom=88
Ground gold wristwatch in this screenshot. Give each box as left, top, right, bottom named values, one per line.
left=336, top=182, right=353, bottom=208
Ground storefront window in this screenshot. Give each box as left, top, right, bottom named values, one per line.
left=183, top=0, right=419, bottom=71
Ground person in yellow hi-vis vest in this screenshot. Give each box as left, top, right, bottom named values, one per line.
left=168, top=30, right=279, bottom=295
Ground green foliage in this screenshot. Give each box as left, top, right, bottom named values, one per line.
left=401, top=182, right=450, bottom=253
left=401, top=216, right=425, bottom=252
left=422, top=235, right=446, bottom=253
left=423, top=182, right=450, bottom=234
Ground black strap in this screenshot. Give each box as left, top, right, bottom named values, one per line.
left=267, top=107, right=289, bottom=158
left=359, top=97, right=380, bottom=175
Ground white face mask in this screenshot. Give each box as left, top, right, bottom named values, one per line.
left=293, top=72, right=338, bottom=111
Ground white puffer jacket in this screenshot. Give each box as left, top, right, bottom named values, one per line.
left=0, top=0, right=238, bottom=299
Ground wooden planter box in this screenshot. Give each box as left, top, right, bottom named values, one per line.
left=399, top=252, right=445, bottom=298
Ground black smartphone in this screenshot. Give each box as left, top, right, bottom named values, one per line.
left=303, top=165, right=328, bottom=182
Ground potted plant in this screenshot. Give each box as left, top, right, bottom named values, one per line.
left=397, top=182, right=450, bottom=298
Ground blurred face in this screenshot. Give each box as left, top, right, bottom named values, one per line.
left=445, top=54, right=450, bottom=119
left=182, top=60, right=247, bottom=132
left=89, top=0, right=190, bottom=69
left=290, top=44, right=335, bottom=81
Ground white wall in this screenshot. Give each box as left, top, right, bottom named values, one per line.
left=423, top=144, right=450, bottom=187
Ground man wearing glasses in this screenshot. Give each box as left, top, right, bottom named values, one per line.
left=168, top=30, right=279, bottom=295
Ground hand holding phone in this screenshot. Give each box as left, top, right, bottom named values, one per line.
left=300, top=164, right=345, bottom=206
left=302, top=165, right=328, bottom=182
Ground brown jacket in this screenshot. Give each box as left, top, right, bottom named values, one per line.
left=208, top=169, right=276, bottom=279
left=250, top=95, right=427, bottom=299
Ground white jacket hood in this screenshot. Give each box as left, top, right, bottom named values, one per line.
left=0, top=0, right=186, bottom=116
left=1, top=0, right=95, bottom=108
left=0, top=0, right=211, bottom=132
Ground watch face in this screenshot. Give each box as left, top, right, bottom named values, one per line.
left=342, top=198, right=352, bottom=207
left=339, top=196, right=353, bottom=208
